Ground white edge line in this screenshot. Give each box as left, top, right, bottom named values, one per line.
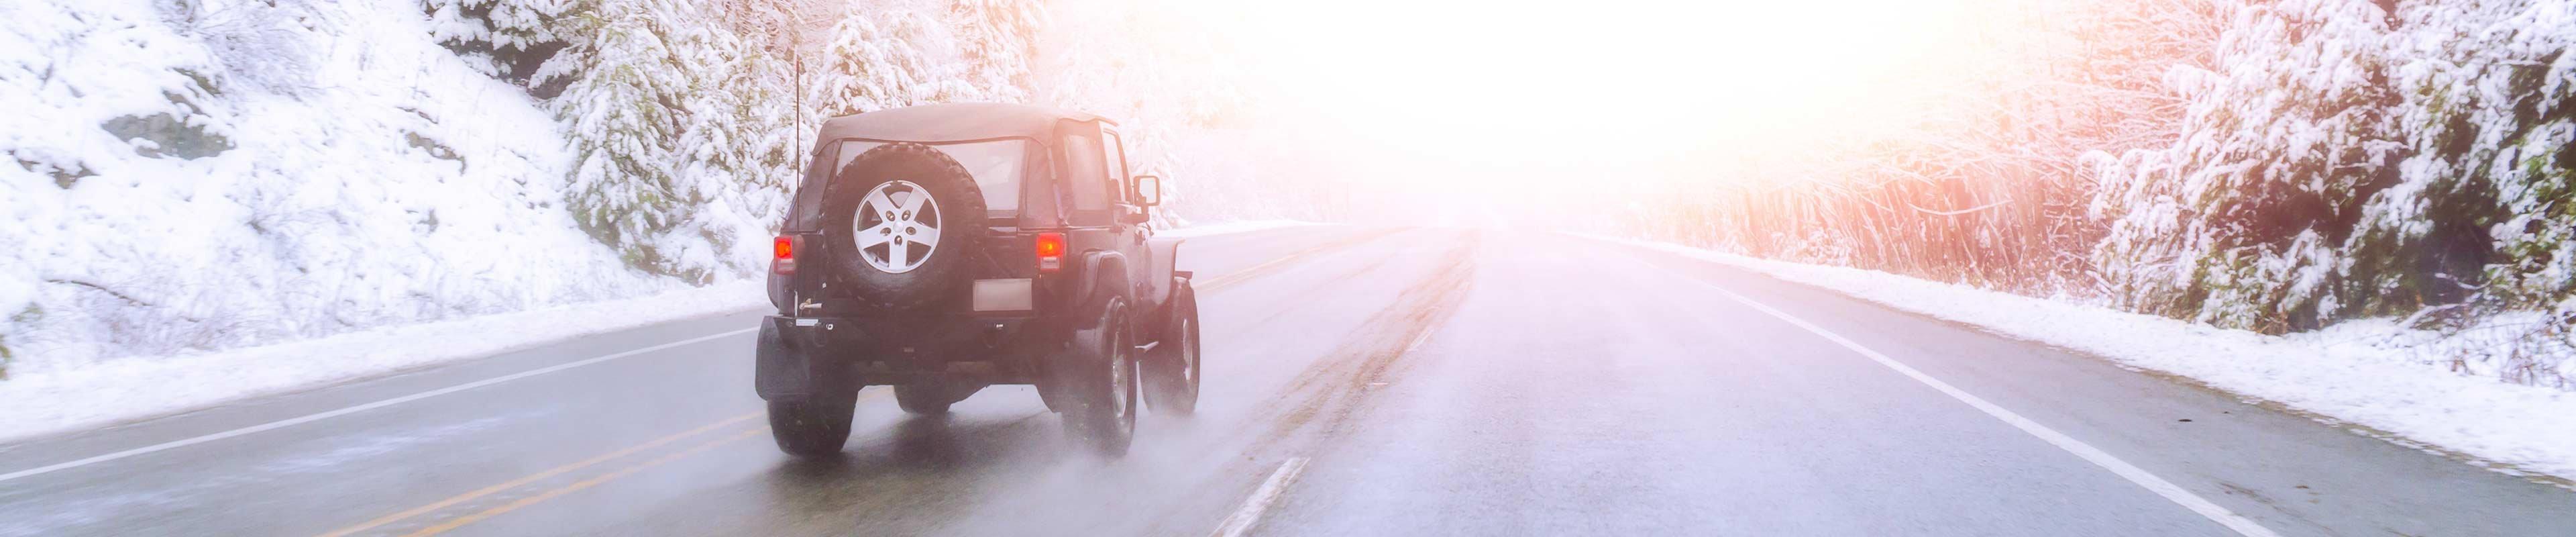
left=0, top=327, right=759, bottom=484
left=1210, top=456, right=1312, bottom=537
left=1635, top=258, right=2283, bottom=537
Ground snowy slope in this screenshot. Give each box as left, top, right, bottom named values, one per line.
left=0, top=0, right=672, bottom=377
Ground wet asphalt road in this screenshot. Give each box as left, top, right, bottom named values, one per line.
left=3, top=226, right=2574, bottom=536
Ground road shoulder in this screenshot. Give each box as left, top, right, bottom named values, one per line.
left=1595, top=235, right=2576, bottom=536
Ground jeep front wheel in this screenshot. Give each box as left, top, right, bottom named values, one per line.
left=1144, top=282, right=1201, bottom=416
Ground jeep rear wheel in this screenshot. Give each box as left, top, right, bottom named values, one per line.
left=1059, top=297, right=1138, bottom=457
left=818, top=143, right=987, bottom=310
left=767, top=393, right=856, bottom=457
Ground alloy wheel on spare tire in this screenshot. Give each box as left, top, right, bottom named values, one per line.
left=818, top=142, right=987, bottom=310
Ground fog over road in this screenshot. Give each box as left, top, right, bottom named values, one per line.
left=3, top=226, right=2573, bottom=536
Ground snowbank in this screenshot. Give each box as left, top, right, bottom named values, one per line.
left=0, top=282, right=765, bottom=443
left=1603, top=236, right=2576, bottom=483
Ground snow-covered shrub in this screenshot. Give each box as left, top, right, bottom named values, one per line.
left=170, top=0, right=323, bottom=97
left=2092, top=0, right=2404, bottom=333
left=2096, top=0, right=2573, bottom=337
left=2088, top=0, right=2575, bottom=385
left=2375, top=0, right=2576, bottom=387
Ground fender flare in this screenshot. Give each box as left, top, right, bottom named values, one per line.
left=1149, top=276, right=1197, bottom=346
left=1075, top=250, right=1132, bottom=310
left=1144, top=237, right=1187, bottom=309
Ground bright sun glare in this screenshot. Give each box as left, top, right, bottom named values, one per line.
left=1187, top=0, right=1984, bottom=190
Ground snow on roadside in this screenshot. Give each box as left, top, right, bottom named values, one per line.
left=0, top=281, right=766, bottom=444
left=1601, top=236, right=2576, bottom=483
left=1158, top=219, right=1324, bottom=238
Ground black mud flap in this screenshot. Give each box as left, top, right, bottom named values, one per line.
left=755, top=317, right=827, bottom=401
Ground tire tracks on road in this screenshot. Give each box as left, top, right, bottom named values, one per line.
left=1244, top=230, right=1477, bottom=446
left=1143, top=230, right=1483, bottom=536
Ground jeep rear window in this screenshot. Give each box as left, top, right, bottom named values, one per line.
left=836, top=140, right=1030, bottom=211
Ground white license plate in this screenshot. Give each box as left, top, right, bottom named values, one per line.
left=972, top=279, right=1034, bottom=313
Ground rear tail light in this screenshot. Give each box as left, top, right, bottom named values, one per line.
left=1034, top=232, right=1065, bottom=273
left=771, top=236, right=797, bottom=275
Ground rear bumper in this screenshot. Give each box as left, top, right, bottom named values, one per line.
left=752, top=315, right=1051, bottom=401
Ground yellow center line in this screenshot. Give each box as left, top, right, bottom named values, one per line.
left=1197, top=228, right=1404, bottom=292
left=321, top=391, right=885, bottom=537
left=399, top=426, right=771, bottom=537
left=314, top=413, right=757, bottom=537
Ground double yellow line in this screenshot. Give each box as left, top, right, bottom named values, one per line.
left=1195, top=228, right=1405, bottom=292
left=320, top=391, right=886, bottom=537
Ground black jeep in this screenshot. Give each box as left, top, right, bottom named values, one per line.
left=757, top=103, right=1201, bottom=457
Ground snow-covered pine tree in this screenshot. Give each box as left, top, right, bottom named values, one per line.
left=806, top=13, right=908, bottom=118
left=710, top=44, right=799, bottom=228
left=666, top=16, right=800, bottom=282
left=883, top=4, right=981, bottom=104
left=553, top=0, right=694, bottom=274
left=1031, top=0, right=1250, bottom=226
left=422, top=0, right=586, bottom=88
left=949, top=0, right=1045, bottom=102
left=809, top=0, right=1006, bottom=121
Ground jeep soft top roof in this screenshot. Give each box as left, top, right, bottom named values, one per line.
left=815, top=103, right=1113, bottom=144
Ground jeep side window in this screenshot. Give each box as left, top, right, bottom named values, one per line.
left=1059, top=127, right=1112, bottom=214
left=1101, top=131, right=1130, bottom=204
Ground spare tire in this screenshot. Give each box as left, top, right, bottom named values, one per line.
left=818, top=142, right=988, bottom=310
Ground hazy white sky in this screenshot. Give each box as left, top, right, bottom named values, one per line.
left=1183, top=0, right=1988, bottom=179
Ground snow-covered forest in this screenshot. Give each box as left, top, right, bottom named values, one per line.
left=0, top=0, right=1275, bottom=378
left=1620, top=0, right=2575, bottom=390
